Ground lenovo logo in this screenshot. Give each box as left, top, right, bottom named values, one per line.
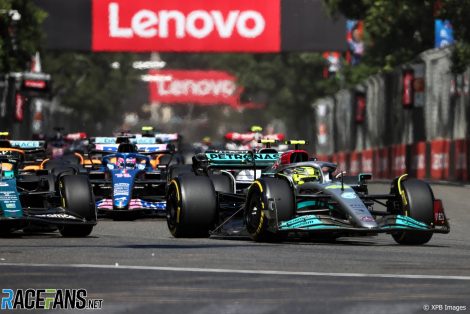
left=157, top=79, right=236, bottom=97
left=93, top=0, right=280, bottom=52
left=109, top=3, right=266, bottom=39
left=148, top=70, right=240, bottom=106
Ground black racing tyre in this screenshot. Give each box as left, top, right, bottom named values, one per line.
left=166, top=175, right=216, bottom=237
left=209, top=174, right=233, bottom=193
left=245, top=178, right=294, bottom=242
left=59, top=175, right=96, bottom=237
left=392, top=179, right=434, bottom=245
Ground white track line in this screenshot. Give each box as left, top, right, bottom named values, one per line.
left=1, top=262, right=470, bottom=281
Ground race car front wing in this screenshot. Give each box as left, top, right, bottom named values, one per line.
left=277, top=214, right=450, bottom=234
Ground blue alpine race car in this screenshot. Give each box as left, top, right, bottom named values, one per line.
left=88, top=137, right=172, bottom=218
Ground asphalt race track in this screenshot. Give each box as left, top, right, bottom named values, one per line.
left=1, top=183, right=470, bottom=313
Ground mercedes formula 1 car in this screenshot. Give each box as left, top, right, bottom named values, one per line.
left=0, top=142, right=97, bottom=237
left=166, top=141, right=450, bottom=245
left=88, top=137, right=173, bottom=218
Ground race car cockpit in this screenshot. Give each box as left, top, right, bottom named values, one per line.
left=282, top=165, right=322, bottom=185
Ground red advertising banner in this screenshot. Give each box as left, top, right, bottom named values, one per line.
left=391, top=144, right=407, bottom=177
left=454, top=139, right=468, bottom=181
left=361, top=149, right=373, bottom=173
left=14, top=93, right=24, bottom=122
left=430, top=139, right=450, bottom=180
left=374, top=147, right=390, bottom=178
left=337, top=151, right=349, bottom=170
left=316, top=154, right=329, bottom=162
left=410, top=141, right=426, bottom=179
left=349, top=151, right=361, bottom=175
left=92, top=0, right=280, bottom=52
left=148, top=70, right=243, bottom=106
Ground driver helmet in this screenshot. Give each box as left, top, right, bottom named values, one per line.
left=287, top=166, right=321, bottom=185
left=0, top=162, right=15, bottom=179
left=116, top=157, right=125, bottom=168
left=125, top=157, right=137, bottom=169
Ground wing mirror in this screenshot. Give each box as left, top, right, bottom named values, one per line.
left=335, top=171, right=346, bottom=179
left=359, top=173, right=372, bottom=182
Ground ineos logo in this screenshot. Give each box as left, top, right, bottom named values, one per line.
left=108, top=3, right=266, bottom=39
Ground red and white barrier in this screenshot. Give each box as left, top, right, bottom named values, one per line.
left=336, top=151, right=348, bottom=170
left=391, top=144, right=407, bottom=177
left=453, top=139, right=467, bottom=181
left=373, top=147, right=390, bottom=178
left=409, top=141, right=426, bottom=179
left=430, top=139, right=450, bottom=180
left=315, top=154, right=329, bottom=162
left=328, top=137, right=469, bottom=182
left=349, top=151, right=361, bottom=175
left=361, top=149, right=374, bottom=173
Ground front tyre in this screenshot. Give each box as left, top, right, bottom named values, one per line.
left=58, top=175, right=96, bottom=237
left=245, top=178, right=294, bottom=242
left=166, top=176, right=216, bottom=237
left=392, top=179, right=434, bottom=245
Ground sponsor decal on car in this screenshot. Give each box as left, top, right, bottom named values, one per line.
left=10, top=141, right=44, bottom=149
left=206, top=153, right=279, bottom=161
left=34, top=213, right=79, bottom=220
left=341, top=192, right=357, bottom=199
left=94, top=137, right=117, bottom=144
left=115, top=173, right=131, bottom=178
left=361, top=216, right=375, bottom=222
left=113, top=183, right=130, bottom=196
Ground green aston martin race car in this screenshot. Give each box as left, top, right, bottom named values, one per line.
left=0, top=142, right=97, bottom=237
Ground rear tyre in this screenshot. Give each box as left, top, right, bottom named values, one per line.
left=166, top=176, right=216, bottom=237
left=245, top=178, right=294, bottom=242
left=59, top=175, right=96, bottom=237
left=392, top=179, right=434, bottom=245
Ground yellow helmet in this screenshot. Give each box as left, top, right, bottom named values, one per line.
left=290, top=166, right=321, bottom=185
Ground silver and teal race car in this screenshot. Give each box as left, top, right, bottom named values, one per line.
left=0, top=142, right=96, bottom=237
left=167, top=141, right=450, bottom=244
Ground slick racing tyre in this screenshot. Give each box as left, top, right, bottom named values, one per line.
left=245, top=178, right=294, bottom=242
left=392, top=179, right=434, bottom=245
left=59, top=175, right=96, bottom=237
left=166, top=175, right=216, bottom=238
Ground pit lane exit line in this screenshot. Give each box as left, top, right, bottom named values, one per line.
left=1, top=262, right=470, bottom=281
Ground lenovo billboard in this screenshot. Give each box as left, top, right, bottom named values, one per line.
left=92, top=0, right=280, bottom=52
left=148, top=70, right=240, bottom=106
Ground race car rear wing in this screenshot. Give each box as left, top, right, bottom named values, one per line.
left=1, top=141, right=46, bottom=164
left=89, top=137, right=118, bottom=144
left=10, top=140, right=46, bottom=150
left=200, top=150, right=281, bottom=169
left=90, top=143, right=172, bottom=154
